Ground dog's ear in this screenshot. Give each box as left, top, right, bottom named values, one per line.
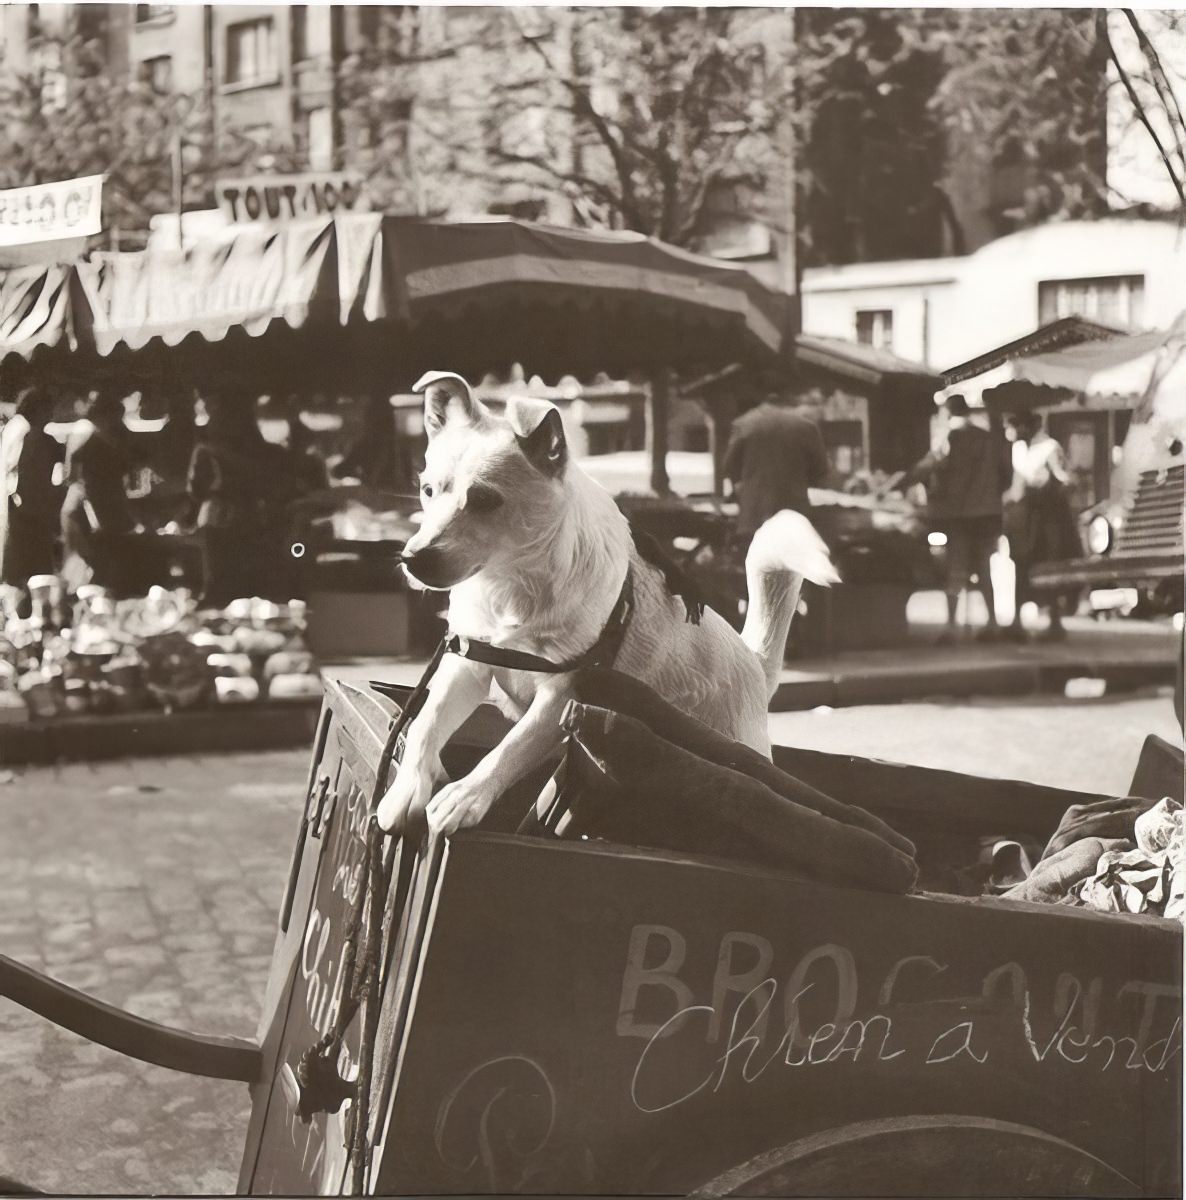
left=413, top=371, right=479, bottom=437
left=506, top=397, right=567, bottom=477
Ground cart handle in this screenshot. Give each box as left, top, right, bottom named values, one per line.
left=0, top=953, right=260, bottom=1083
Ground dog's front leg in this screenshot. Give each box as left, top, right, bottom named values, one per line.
left=425, top=675, right=571, bottom=836
left=376, top=656, right=493, bottom=834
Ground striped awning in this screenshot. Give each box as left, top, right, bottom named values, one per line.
left=0, top=261, right=74, bottom=361
left=72, top=217, right=341, bottom=356
left=2, top=214, right=793, bottom=377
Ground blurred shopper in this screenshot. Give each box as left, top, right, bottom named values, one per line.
left=284, top=404, right=331, bottom=495
left=187, top=392, right=293, bottom=607
left=723, top=392, right=829, bottom=543
left=334, top=394, right=410, bottom=491
left=1005, top=411, right=1082, bottom=642
left=904, top=395, right=1013, bottom=643
left=60, top=390, right=139, bottom=595
left=1, top=387, right=64, bottom=613
left=144, top=390, right=200, bottom=530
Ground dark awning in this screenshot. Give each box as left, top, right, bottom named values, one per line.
left=795, top=334, right=940, bottom=388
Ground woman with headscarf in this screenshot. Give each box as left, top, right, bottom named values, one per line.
left=1, top=387, right=64, bottom=611
left=60, top=389, right=139, bottom=595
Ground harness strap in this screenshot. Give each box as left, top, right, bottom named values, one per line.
left=445, top=565, right=635, bottom=675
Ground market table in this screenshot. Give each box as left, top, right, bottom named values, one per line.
left=0, top=699, right=321, bottom=766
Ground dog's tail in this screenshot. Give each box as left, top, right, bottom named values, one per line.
left=741, top=510, right=839, bottom=699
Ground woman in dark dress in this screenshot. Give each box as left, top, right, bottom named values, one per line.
left=187, top=393, right=297, bottom=607
left=0, top=388, right=64, bottom=611
left=60, top=391, right=138, bottom=595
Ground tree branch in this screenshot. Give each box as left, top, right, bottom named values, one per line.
left=1099, top=11, right=1185, bottom=202
left=511, top=13, right=648, bottom=231
left=1122, top=10, right=1186, bottom=173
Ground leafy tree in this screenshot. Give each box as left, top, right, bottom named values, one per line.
left=794, top=9, right=954, bottom=266
left=337, top=6, right=790, bottom=248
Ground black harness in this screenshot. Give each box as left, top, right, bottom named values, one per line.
left=444, top=564, right=636, bottom=675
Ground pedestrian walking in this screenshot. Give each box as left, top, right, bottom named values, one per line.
left=59, top=389, right=139, bottom=595
left=723, top=391, right=829, bottom=543
left=0, top=387, right=64, bottom=614
left=1004, top=411, right=1082, bottom=641
left=904, top=395, right=1013, bottom=643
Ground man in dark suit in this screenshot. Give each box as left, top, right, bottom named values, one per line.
left=904, top=394, right=1014, bottom=643
left=723, top=392, right=829, bottom=541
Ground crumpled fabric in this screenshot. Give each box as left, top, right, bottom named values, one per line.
left=1003, top=838, right=1131, bottom=906
left=1072, top=797, right=1182, bottom=919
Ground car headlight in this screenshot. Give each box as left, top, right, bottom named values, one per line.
left=1087, top=514, right=1113, bottom=556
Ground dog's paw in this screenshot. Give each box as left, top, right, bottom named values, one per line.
left=425, top=777, right=496, bottom=837
left=376, top=762, right=436, bottom=834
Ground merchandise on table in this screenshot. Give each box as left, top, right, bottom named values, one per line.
left=0, top=579, right=322, bottom=721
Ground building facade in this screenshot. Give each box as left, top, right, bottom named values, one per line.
left=802, top=218, right=1186, bottom=372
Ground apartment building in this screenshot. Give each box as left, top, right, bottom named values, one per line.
left=801, top=218, right=1186, bottom=372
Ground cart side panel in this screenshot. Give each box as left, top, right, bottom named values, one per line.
left=375, top=835, right=1182, bottom=1197
left=239, top=686, right=396, bottom=1197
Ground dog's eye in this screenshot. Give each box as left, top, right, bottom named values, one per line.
left=466, top=484, right=503, bottom=514
left=420, top=480, right=434, bottom=499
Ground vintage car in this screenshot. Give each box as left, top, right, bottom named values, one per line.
left=1032, top=437, right=1184, bottom=618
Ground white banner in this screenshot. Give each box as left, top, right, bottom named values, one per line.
left=0, top=175, right=104, bottom=247
left=216, top=172, right=368, bottom=224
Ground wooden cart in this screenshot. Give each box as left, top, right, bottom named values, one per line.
left=2, top=679, right=1181, bottom=1196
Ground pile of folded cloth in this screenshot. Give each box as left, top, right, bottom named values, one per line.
left=540, top=668, right=918, bottom=896
left=1002, top=794, right=1182, bottom=920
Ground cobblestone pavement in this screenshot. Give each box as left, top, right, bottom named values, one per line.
left=0, top=694, right=1180, bottom=1194
left=0, top=750, right=309, bottom=1196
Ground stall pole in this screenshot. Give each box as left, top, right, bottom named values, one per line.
left=647, top=369, right=672, bottom=496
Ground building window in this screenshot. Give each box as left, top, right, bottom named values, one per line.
left=488, top=199, right=547, bottom=222
left=139, top=54, right=173, bottom=93
left=855, top=309, right=894, bottom=352
left=226, top=17, right=278, bottom=87
left=135, top=4, right=175, bottom=23
left=1038, top=275, right=1145, bottom=330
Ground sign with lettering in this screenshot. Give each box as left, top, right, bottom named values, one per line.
left=217, top=173, right=369, bottom=225
left=0, top=175, right=103, bottom=247
left=372, top=839, right=1181, bottom=1198
left=239, top=683, right=1182, bottom=1197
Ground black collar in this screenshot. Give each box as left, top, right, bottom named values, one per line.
left=444, top=566, right=635, bottom=675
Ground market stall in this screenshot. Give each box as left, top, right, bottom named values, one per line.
left=2, top=213, right=797, bottom=667
left=0, top=580, right=324, bottom=763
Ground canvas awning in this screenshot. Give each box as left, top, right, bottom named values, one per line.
left=5, top=213, right=790, bottom=379
left=0, top=261, right=74, bottom=361
left=975, top=320, right=1186, bottom=419
left=71, top=216, right=342, bottom=356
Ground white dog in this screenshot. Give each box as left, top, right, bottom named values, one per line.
left=376, top=372, right=838, bottom=837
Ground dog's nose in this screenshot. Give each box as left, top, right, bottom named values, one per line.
left=401, top=544, right=447, bottom=586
